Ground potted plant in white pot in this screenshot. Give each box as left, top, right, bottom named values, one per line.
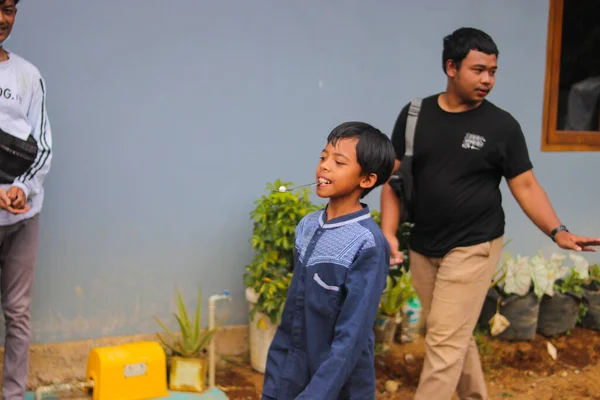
left=154, top=287, right=224, bottom=392
left=243, top=179, right=319, bottom=373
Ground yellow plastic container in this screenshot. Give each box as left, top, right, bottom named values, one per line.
left=85, top=341, right=169, bottom=400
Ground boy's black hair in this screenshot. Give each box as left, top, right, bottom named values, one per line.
left=442, top=27, right=499, bottom=74
left=0, top=0, right=19, bottom=5
left=327, top=122, right=395, bottom=199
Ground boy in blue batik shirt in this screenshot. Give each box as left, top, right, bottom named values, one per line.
left=261, top=122, right=396, bottom=400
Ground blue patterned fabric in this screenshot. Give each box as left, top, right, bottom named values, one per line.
left=262, top=204, right=390, bottom=400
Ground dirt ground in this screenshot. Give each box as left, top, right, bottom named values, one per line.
left=216, top=326, right=600, bottom=400
left=11, top=326, right=600, bottom=399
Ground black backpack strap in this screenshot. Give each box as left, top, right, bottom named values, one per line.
left=388, top=98, right=422, bottom=224
left=404, top=98, right=422, bottom=158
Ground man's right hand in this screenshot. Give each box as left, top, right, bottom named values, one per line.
left=0, top=187, right=30, bottom=214
left=385, top=233, right=403, bottom=266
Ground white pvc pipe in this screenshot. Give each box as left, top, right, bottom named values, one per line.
left=208, top=291, right=230, bottom=388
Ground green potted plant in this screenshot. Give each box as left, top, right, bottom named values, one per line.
left=374, top=272, right=415, bottom=354
left=154, top=287, right=223, bottom=393
left=243, top=179, right=319, bottom=372
left=580, top=263, right=600, bottom=330
left=537, top=253, right=588, bottom=337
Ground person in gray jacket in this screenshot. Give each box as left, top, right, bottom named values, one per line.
left=0, top=1, right=53, bottom=398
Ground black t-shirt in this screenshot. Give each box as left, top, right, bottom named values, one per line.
left=391, top=94, right=533, bottom=257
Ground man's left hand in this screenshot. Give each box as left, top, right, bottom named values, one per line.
left=554, top=231, right=600, bottom=252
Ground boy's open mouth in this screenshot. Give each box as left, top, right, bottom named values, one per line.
left=318, top=177, right=331, bottom=186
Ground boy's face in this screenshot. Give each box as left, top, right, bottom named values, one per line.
left=315, top=138, right=376, bottom=200
left=0, top=0, right=17, bottom=45
left=447, top=50, right=497, bottom=103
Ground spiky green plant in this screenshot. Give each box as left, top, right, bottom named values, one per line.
left=154, top=287, right=224, bottom=358
left=378, top=272, right=416, bottom=317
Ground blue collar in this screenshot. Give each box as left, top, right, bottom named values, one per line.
left=318, top=203, right=371, bottom=229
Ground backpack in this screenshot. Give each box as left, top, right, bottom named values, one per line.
left=388, top=98, right=422, bottom=223
left=0, top=127, right=38, bottom=184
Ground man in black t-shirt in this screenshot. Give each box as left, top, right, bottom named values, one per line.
left=380, top=27, right=600, bottom=400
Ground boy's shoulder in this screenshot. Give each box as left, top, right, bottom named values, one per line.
left=302, top=209, right=323, bottom=224
left=358, top=215, right=390, bottom=252
left=6, top=50, right=43, bottom=80
left=296, top=209, right=324, bottom=232
left=328, top=213, right=389, bottom=267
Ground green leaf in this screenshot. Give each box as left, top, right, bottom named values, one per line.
left=154, top=316, right=178, bottom=344
left=192, top=316, right=226, bottom=355
left=156, top=333, right=180, bottom=356
left=175, top=287, right=192, bottom=334
left=173, top=313, right=191, bottom=346
left=193, top=287, right=202, bottom=343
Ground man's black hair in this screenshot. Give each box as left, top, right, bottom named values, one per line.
left=442, top=27, right=499, bottom=74
left=327, top=122, right=395, bottom=199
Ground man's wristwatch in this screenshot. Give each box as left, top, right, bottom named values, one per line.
left=550, top=225, right=569, bottom=242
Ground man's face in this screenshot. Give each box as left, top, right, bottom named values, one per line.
left=0, top=0, right=17, bottom=45
left=447, top=50, right=497, bottom=103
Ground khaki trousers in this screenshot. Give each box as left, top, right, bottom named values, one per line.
left=411, top=237, right=503, bottom=400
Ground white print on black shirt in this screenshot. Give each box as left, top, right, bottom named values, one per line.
left=461, top=133, right=486, bottom=150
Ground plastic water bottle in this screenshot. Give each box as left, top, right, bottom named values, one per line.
left=401, top=296, right=421, bottom=342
